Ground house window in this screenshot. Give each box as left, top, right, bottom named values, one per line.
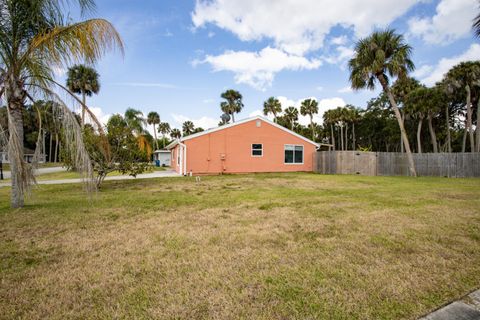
left=252, top=144, right=263, bottom=157
left=285, top=145, right=303, bottom=164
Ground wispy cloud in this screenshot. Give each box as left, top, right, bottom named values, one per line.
left=111, top=82, right=178, bottom=89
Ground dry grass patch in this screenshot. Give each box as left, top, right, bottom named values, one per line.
left=0, top=173, right=479, bottom=319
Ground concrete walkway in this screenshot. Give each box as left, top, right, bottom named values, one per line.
left=0, top=170, right=180, bottom=187
left=1, top=166, right=66, bottom=179
left=420, top=289, right=480, bottom=320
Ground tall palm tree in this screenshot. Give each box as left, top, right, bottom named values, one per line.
left=323, top=109, right=336, bottom=150
left=300, top=99, right=319, bottom=141
left=0, top=0, right=123, bottom=207
left=346, top=105, right=361, bottom=150
left=349, top=29, right=417, bottom=176
left=473, top=3, right=480, bottom=38
left=220, top=89, right=243, bottom=122
left=443, top=61, right=480, bottom=152
left=124, top=108, right=146, bottom=135
left=170, top=128, right=182, bottom=139
left=147, top=111, right=160, bottom=150
left=157, top=122, right=171, bottom=148
left=283, top=106, right=299, bottom=130
left=263, top=97, right=282, bottom=122
left=182, top=121, right=195, bottom=136
left=404, top=87, right=427, bottom=153
left=66, top=64, right=100, bottom=127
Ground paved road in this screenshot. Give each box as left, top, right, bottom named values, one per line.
left=0, top=170, right=180, bottom=187
left=1, top=166, right=66, bottom=179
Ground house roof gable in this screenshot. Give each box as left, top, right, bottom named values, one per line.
left=173, top=116, right=318, bottom=147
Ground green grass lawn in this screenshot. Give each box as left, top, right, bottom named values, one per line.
left=0, top=173, right=479, bottom=319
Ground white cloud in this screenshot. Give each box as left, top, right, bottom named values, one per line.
left=88, top=107, right=111, bottom=127
left=192, top=0, right=420, bottom=56
left=338, top=86, right=353, bottom=93
left=53, top=66, right=66, bottom=77
left=420, top=44, right=480, bottom=86
left=322, top=46, right=355, bottom=66
left=112, top=82, right=178, bottom=89
left=411, top=64, right=434, bottom=79
left=171, top=114, right=219, bottom=130
left=195, top=47, right=322, bottom=90
left=316, top=86, right=324, bottom=91
left=331, top=35, right=348, bottom=46
left=408, top=0, right=476, bottom=44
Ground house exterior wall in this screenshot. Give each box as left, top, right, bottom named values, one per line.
left=173, top=119, right=316, bottom=175
left=170, top=145, right=181, bottom=173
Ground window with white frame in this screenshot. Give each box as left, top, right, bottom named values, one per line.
left=284, top=145, right=303, bottom=164
left=252, top=144, right=263, bottom=157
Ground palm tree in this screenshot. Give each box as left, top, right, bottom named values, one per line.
left=157, top=122, right=171, bottom=148
left=300, top=99, right=318, bottom=141
left=347, top=105, right=361, bottom=150
left=124, top=108, right=146, bottom=135
left=66, top=64, right=100, bottom=128
left=170, top=128, right=182, bottom=139
left=219, top=113, right=231, bottom=126
left=147, top=112, right=160, bottom=150
left=182, top=121, right=195, bottom=136
left=349, top=29, right=417, bottom=176
left=405, top=87, right=427, bottom=153
left=283, top=106, right=299, bottom=130
left=443, top=61, right=480, bottom=152
left=323, top=109, right=336, bottom=150
left=473, top=3, right=480, bottom=38
left=220, top=89, right=243, bottom=122
left=0, top=0, right=123, bottom=207
left=263, top=97, right=282, bottom=122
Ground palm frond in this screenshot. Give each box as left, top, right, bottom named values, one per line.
left=27, top=18, right=124, bottom=68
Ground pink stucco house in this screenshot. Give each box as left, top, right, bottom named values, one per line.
left=166, top=116, right=318, bottom=175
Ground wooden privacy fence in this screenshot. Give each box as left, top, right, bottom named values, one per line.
left=314, top=151, right=480, bottom=177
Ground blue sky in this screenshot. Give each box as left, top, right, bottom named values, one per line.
left=64, top=0, right=479, bottom=131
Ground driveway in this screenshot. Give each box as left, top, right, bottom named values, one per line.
left=0, top=170, right=180, bottom=188
left=1, top=166, right=66, bottom=179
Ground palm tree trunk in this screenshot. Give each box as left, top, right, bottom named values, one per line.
left=476, top=98, right=480, bottom=152
left=231, top=112, right=235, bottom=123
left=81, top=91, right=86, bottom=128
left=466, top=85, right=474, bottom=152
left=54, top=133, right=59, bottom=163
left=345, top=123, right=349, bottom=151
left=310, top=115, right=315, bottom=141
left=379, top=75, right=416, bottom=176
left=446, top=105, right=451, bottom=153
left=462, top=125, right=467, bottom=153
left=49, top=133, right=53, bottom=162
left=153, top=124, right=158, bottom=150
left=400, top=111, right=404, bottom=153
left=417, top=118, right=423, bottom=154
left=330, top=124, right=336, bottom=151
left=340, top=125, right=344, bottom=151
left=43, top=129, right=46, bottom=162
left=352, top=122, right=356, bottom=150
left=6, top=79, right=26, bottom=208
left=427, top=115, right=438, bottom=153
